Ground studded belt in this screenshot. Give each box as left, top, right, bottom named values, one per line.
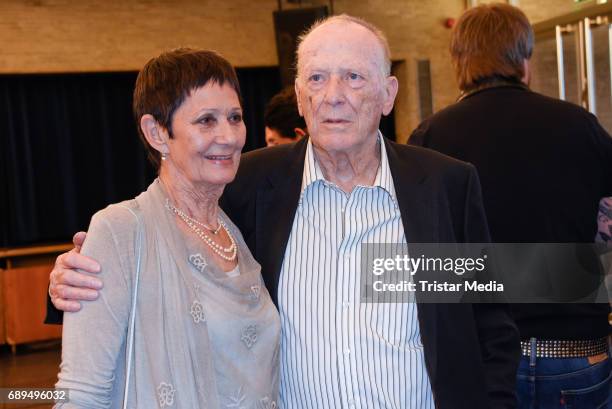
left=520, top=337, right=609, bottom=358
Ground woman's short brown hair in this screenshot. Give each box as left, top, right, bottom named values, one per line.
left=450, top=3, right=534, bottom=91
left=133, top=48, right=242, bottom=170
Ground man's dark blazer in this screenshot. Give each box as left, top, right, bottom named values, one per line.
left=409, top=84, right=612, bottom=341
left=45, top=136, right=520, bottom=408
left=220, top=137, right=520, bottom=409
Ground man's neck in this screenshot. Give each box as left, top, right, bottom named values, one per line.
left=312, top=135, right=381, bottom=194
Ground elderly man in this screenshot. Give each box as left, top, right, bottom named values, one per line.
left=47, top=15, right=519, bottom=409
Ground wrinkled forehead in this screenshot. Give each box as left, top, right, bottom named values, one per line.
left=297, top=21, right=386, bottom=76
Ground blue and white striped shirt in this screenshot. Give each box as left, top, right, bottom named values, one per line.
left=277, top=134, right=434, bottom=408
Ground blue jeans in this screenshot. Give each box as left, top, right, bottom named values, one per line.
left=517, top=340, right=612, bottom=409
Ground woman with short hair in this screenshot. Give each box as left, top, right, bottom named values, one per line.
left=55, top=48, right=280, bottom=409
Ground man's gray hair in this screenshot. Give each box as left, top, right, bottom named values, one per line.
left=295, top=14, right=392, bottom=78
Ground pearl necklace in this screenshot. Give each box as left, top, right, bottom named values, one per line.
left=166, top=199, right=237, bottom=261
left=168, top=200, right=222, bottom=235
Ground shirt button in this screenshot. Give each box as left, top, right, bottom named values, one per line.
left=344, top=348, right=351, bottom=355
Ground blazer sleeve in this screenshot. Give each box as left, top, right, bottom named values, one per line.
left=464, top=166, right=521, bottom=409
left=586, top=112, right=612, bottom=196
left=45, top=291, right=64, bottom=324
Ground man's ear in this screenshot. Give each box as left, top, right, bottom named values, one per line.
left=522, top=59, right=531, bottom=86
left=295, top=81, right=304, bottom=117
left=294, top=128, right=307, bottom=139
left=382, top=76, right=399, bottom=116
left=140, top=114, right=169, bottom=156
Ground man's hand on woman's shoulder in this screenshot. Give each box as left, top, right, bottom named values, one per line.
left=49, top=231, right=103, bottom=312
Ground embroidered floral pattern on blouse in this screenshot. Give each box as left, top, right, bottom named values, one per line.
left=241, top=324, right=258, bottom=349
left=249, top=285, right=261, bottom=301
left=225, top=387, right=277, bottom=409
left=188, top=253, right=207, bottom=273
left=190, top=300, right=206, bottom=323
left=226, top=386, right=246, bottom=408
left=157, top=382, right=176, bottom=407
left=257, top=397, right=277, bottom=409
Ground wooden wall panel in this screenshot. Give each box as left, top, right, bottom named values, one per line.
left=3, top=266, right=62, bottom=346
left=0, top=270, right=4, bottom=345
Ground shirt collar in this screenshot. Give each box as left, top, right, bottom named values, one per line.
left=300, top=130, right=398, bottom=202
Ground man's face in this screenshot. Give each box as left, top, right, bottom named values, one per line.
left=295, top=21, right=397, bottom=154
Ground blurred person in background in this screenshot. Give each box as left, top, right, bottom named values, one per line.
left=410, top=4, right=612, bottom=408
left=264, top=87, right=307, bottom=146
left=598, top=198, right=612, bottom=245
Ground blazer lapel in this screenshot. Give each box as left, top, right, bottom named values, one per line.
left=255, top=138, right=308, bottom=304
left=384, top=138, right=440, bottom=384
left=384, top=138, right=437, bottom=244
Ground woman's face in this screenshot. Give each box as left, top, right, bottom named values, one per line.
left=165, top=82, right=246, bottom=188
